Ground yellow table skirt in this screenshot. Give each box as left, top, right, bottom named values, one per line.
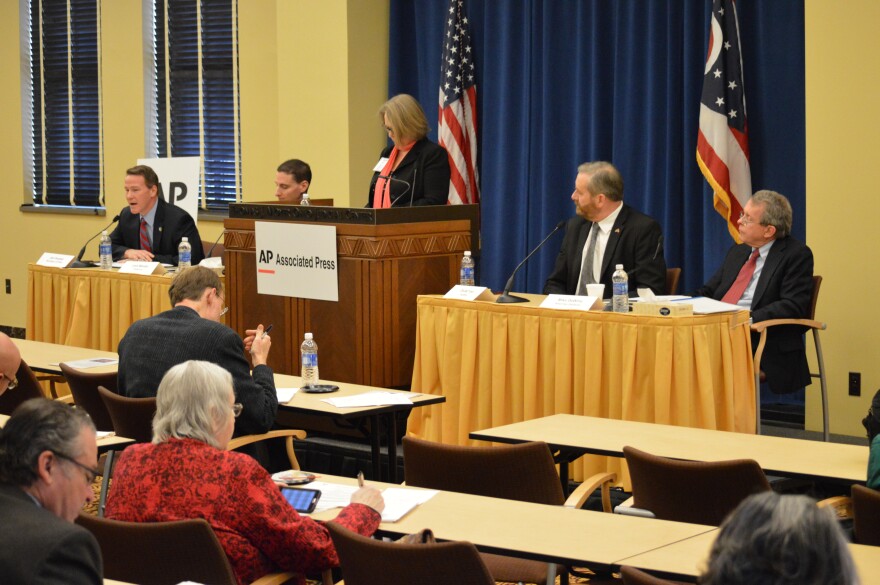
left=408, top=294, right=756, bottom=487
left=27, top=263, right=218, bottom=351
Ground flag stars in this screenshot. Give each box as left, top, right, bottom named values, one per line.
left=715, top=97, right=725, bottom=107
left=724, top=41, right=731, bottom=50
left=718, top=7, right=725, bottom=15
left=728, top=110, right=738, bottom=119
left=713, top=69, right=722, bottom=78
left=728, top=80, right=737, bottom=90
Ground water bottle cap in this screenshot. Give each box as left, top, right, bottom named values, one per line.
left=182, top=237, right=188, bottom=242
left=102, top=230, right=108, bottom=235
left=464, top=251, right=471, bottom=256
left=304, top=332, right=313, bottom=340
left=615, top=264, right=623, bottom=270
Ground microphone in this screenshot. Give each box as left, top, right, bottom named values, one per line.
left=381, top=174, right=413, bottom=207
left=617, top=234, right=664, bottom=294
left=69, top=215, right=121, bottom=269
left=496, top=220, right=567, bottom=304
left=206, top=229, right=226, bottom=258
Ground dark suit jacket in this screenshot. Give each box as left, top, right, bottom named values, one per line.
left=0, top=484, right=102, bottom=584
left=109, top=197, right=205, bottom=265
left=697, top=236, right=814, bottom=394
left=368, top=138, right=451, bottom=207
left=543, top=205, right=667, bottom=296
left=117, top=306, right=278, bottom=436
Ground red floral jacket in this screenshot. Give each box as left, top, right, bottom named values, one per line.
left=105, top=438, right=380, bottom=585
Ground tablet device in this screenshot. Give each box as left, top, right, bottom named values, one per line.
left=281, top=487, right=322, bottom=513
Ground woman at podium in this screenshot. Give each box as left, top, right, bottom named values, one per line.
left=369, top=94, right=451, bottom=208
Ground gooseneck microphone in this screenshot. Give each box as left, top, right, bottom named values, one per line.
left=206, top=229, right=226, bottom=259
left=381, top=174, right=413, bottom=207
left=69, top=214, right=121, bottom=269
left=496, top=220, right=567, bottom=304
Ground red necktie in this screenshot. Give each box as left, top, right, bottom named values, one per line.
left=721, top=249, right=760, bottom=304
left=139, top=218, right=152, bottom=253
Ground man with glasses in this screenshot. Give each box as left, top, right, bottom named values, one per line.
left=117, top=266, right=278, bottom=442
left=0, top=398, right=102, bottom=583
left=0, top=332, right=21, bottom=396
left=697, top=190, right=814, bottom=395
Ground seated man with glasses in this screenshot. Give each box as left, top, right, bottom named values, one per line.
left=697, top=190, right=814, bottom=395
left=117, top=266, right=278, bottom=443
left=0, top=398, right=102, bottom=584
left=0, top=332, right=21, bottom=396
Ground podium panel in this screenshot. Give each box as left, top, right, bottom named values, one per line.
left=224, top=204, right=477, bottom=387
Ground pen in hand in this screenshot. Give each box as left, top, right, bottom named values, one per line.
left=261, top=324, right=273, bottom=339
left=357, top=471, right=365, bottom=487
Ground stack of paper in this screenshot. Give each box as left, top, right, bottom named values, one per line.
left=276, top=387, right=299, bottom=403
left=306, top=481, right=437, bottom=522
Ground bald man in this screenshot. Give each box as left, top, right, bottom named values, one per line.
left=0, top=333, right=21, bottom=396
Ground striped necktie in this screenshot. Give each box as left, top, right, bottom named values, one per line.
left=139, top=218, right=152, bottom=253
left=721, top=249, right=760, bottom=304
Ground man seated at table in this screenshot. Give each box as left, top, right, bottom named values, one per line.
left=697, top=190, right=813, bottom=395
left=109, top=164, right=205, bottom=265
left=0, top=333, right=21, bottom=396
left=275, top=159, right=312, bottom=204
left=543, top=161, right=667, bottom=297
left=0, top=398, right=102, bottom=584
left=117, top=266, right=277, bottom=439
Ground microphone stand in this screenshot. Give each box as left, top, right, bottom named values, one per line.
left=70, top=215, right=121, bottom=269
left=496, top=220, right=566, bottom=303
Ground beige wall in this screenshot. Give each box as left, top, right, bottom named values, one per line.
left=1, top=1, right=875, bottom=438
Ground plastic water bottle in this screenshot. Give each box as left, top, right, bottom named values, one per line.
left=301, top=332, right=319, bottom=387
left=460, top=251, right=475, bottom=286
left=300, top=193, right=311, bottom=206
left=612, top=264, right=629, bottom=313
left=99, top=231, right=112, bottom=270
left=178, top=237, right=192, bottom=270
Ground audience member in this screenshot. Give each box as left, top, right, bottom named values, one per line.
left=275, top=159, right=312, bottom=203
left=543, top=161, right=667, bottom=296
left=368, top=94, right=451, bottom=207
left=697, top=190, right=813, bottom=394
left=109, top=164, right=204, bottom=265
left=863, top=388, right=880, bottom=489
left=0, top=398, right=102, bottom=584
left=700, top=492, right=858, bottom=585
left=117, top=266, right=277, bottom=438
left=106, top=360, right=383, bottom=585
left=0, top=333, right=21, bottom=396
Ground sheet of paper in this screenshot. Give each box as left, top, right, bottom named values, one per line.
left=633, top=294, right=692, bottom=302
left=322, top=391, right=413, bottom=408
left=676, top=296, right=744, bottom=314
left=380, top=488, right=438, bottom=522
left=309, top=481, right=359, bottom=513
left=277, top=387, right=299, bottom=403
left=61, top=357, right=119, bottom=369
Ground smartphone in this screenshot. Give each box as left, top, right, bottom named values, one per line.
left=281, top=487, right=321, bottom=513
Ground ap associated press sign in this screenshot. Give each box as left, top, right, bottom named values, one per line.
left=254, top=222, right=339, bottom=302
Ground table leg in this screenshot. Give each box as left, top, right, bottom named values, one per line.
left=385, top=413, right=399, bottom=483
left=369, top=415, right=381, bottom=480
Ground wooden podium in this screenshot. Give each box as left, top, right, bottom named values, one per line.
left=223, top=204, right=478, bottom=387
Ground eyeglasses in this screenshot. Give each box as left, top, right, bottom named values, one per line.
left=215, top=288, right=229, bottom=317
left=52, top=451, right=101, bottom=484
left=738, top=211, right=763, bottom=226
left=0, top=372, right=17, bottom=390
left=232, top=403, right=243, bottom=418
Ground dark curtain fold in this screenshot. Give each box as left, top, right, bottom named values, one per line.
left=388, top=0, right=805, bottom=294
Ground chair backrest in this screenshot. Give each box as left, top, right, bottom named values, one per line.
left=77, top=513, right=237, bottom=585
left=326, top=522, right=494, bottom=585
left=621, top=565, right=683, bottom=585
left=98, top=385, right=156, bottom=443
left=623, top=446, right=771, bottom=526
left=403, top=436, right=564, bottom=505
left=808, top=275, right=822, bottom=320
left=60, top=363, right=116, bottom=431
left=665, top=267, right=682, bottom=295
left=852, top=484, right=880, bottom=546
left=203, top=240, right=226, bottom=263
left=0, top=359, right=46, bottom=415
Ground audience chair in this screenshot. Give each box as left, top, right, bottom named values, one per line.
left=403, top=436, right=616, bottom=585
left=621, top=566, right=688, bottom=585
left=852, top=484, right=880, bottom=546
left=752, top=274, right=829, bottom=440
left=622, top=446, right=770, bottom=526
left=59, top=363, right=116, bottom=431
left=0, top=358, right=47, bottom=415
left=98, top=385, right=156, bottom=443
left=665, top=267, right=682, bottom=295
left=77, top=513, right=330, bottom=585
left=326, top=522, right=494, bottom=585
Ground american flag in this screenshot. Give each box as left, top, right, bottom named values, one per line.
left=438, top=0, right=479, bottom=205
left=696, top=0, right=751, bottom=243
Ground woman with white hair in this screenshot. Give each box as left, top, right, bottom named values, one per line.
left=700, top=491, right=859, bottom=585
left=106, top=360, right=384, bottom=585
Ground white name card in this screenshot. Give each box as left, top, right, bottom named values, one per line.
left=36, top=253, right=75, bottom=268
left=443, top=285, right=496, bottom=302
left=540, top=294, right=603, bottom=311
left=118, top=261, right=166, bottom=275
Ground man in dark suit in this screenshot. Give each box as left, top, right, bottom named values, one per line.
left=0, top=398, right=102, bottom=584
left=697, top=190, right=814, bottom=394
left=109, top=165, right=204, bottom=266
left=544, top=161, right=666, bottom=296
left=117, top=266, right=277, bottom=438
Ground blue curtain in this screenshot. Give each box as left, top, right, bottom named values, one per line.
left=388, top=0, right=805, bottom=295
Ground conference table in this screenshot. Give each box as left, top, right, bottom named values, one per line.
left=15, top=338, right=119, bottom=375
left=26, top=263, right=224, bottom=351
left=470, top=414, right=869, bottom=486
left=409, top=294, right=756, bottom=484
left=0, top=410, right=132, bottom=453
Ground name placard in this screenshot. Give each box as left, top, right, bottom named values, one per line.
left=118, top=261, right=165, bottom=275
left=36, top=253, right=75, bottom=268
left=443, top=285, right=496, bottom=302
left=540, top=294, right=603, bottom=311
left=255, top=222, right=339, bottom=301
